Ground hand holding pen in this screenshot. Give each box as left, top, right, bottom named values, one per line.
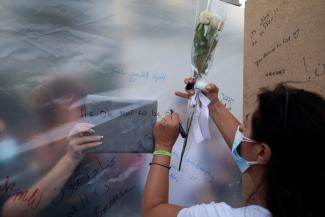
left=170, top=109, right=187, bottom=138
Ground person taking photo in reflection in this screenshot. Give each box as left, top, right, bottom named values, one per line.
left=1, top=77, right=104, bottom=217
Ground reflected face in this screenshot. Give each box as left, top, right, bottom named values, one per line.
left=54, top=102, right=82, bottom=126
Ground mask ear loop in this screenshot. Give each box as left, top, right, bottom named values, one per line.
left=242, top=132, right=259, bottom=143
left=242, top=137, right=257, bottom=143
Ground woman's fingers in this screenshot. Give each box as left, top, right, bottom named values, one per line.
left=77, top=141, right=103, bottom=152
left=206, top=83, right=218, bottom=92
left=67, top=123, right=103, bottom=161
left=68, top=123, right=95, bottom=138
left=78, top=128, right=95, bottom=137
left=174, top=77, right=196, bottom=99
left=184, top=77, right=194, bottom=84
left=202, top=83, right=218, bottom=94
left=171, top=112, right=180, bottom=124
left=69, top=141, right=102, bottom=158
left=154, top=112, right=180, bottom=150
left=174, top=91, right=192, bottom=98
left=71, top=135, right=103, bottom=146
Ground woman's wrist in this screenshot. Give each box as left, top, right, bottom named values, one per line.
left=208, top=98, right=224, bottom=112
left=152, top=144, right=172, bottom=166
left=152, top=154, right=171, bottom=167
left=154, top=144, right=173, bottom=153
left=63, top=153, right=81, bottom=169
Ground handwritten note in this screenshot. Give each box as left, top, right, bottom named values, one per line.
left=0, top=176, right=42, bottom=210
left=220, top=92, right=235, bottom=111
left=48, top=155, right=137, bottom=217
left=244, top=0, right=325, bottom=114
left=109, top=70, right=166, bottom=83
left=250, top=7, right=279, bottom=47
left=254, top=28, right=300, bottom=67
left=169, top=152, right=215, bottom=184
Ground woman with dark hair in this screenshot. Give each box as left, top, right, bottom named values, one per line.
left=142, top=78, right=325, bottom=217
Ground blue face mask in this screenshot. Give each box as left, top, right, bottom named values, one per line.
left=0, top=137, right=18, bottom=161
left=232, top=126, right=259, bottom=173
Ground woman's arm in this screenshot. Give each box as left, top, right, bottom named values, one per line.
left=175, top=78, right=241, bottom=149
left=142, top=113, right=184, bottom=217
left=1, top=123, right=102, bottom=217
left=143, top=78, right=242, bottom=217
left=208, top=93, right=241, bottom=149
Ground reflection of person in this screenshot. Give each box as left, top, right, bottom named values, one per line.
left=32, top=77, right=87, bottom=171
left=1, top=123, right=103, bottom=217
left=142, top=78, right=325, bottom=217
left=1, top=77, right=104, bottom=217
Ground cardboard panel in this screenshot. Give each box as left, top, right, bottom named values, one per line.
left=244, top=0, right=325, bottom=115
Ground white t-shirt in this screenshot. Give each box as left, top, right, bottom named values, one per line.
left=178, top=202, right=271, bottom=217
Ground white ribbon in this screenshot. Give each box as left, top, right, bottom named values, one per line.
left=190, top=90, right=211, bottom=144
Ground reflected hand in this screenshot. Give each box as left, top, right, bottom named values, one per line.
left=153, top=113, right=180, bottom=152
left=67, top=123, right=103, bottom=162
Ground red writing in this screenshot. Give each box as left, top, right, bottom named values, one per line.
left=0, top=176, right=42, bottom=210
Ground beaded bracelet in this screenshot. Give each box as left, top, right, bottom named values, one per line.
left=149, top=162, right=171, bottom=170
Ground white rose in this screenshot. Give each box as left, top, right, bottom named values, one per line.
left=199, top=10, right=215, bottom=24
left=211, top=15, right=224, bottom=30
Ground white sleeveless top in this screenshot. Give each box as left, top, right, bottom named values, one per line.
left=178, top=202, right=271, bottom=217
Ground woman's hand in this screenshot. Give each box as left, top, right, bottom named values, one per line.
left=174, top=77, right=196, bottom=99
left=66, top=123, right=103, bottom=163
left=202, top=83, right=219, bottom=103
left=174, top=77, right=221, bottom=105
left=153, top=113, right=180, bottom=152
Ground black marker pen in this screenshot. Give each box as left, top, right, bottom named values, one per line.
left=170, top=109, right=187, bottom=138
